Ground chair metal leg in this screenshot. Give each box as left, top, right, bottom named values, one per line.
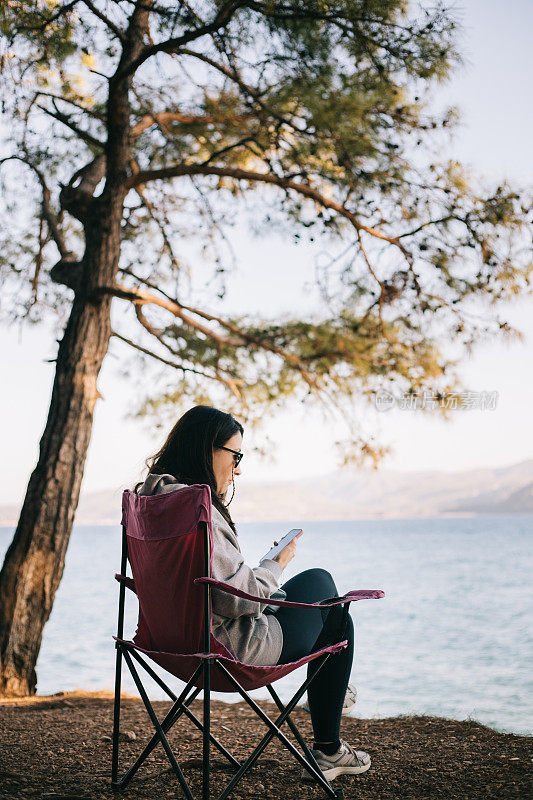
left=127, top=646, right=179, bottom=700
left=115, top=682, right=201, bottom=790
left=112, top=651, right=240, bottom=791
left=266, top=684, right=344, bottom=797
left=202, top=658, right=211, bottom=800
left=112, top=529, right=128, bottom=788
left=122, top=648, right=195, bottom=800
left=266, top=684, right=322, bottom=771
left=113, top=655, right=202, bottom=790
left=215, top=657, right=338, bottom=800
left=111, top=643, right=123, bottom=786
left=183, top=703, right=241, bottom=769
left=125, top=646, right=238, bottom=768
left=113, top=645, right=341, bottom=798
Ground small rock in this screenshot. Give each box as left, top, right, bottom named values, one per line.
left=102, top=735, right=112, bottom=742
left=120, top=729, right=137, bottom=741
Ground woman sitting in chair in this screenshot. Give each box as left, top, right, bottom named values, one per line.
left=135, top=404, right=371, bottom=781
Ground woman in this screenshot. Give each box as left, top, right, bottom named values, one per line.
left=135, top=405, right=371, bottom=781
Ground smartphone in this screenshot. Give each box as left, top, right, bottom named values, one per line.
left=261, top=528, right=303, bottom=562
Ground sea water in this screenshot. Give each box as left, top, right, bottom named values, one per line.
left=0, top=514, right=531, bottom=735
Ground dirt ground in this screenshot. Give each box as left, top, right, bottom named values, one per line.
left=0, top=690, right=531, bottom=800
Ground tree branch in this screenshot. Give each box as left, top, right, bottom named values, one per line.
left=130, top=110, right=253, bottom=138
left=60, top=154, right=106, bottom=221
left=36, top=103, right=104, bottom=149
left=35, top=92, right=106, bottom=123
left=127, top=162, right=393, bottom=241
left=95, top=278, right=318, bottom=389
left=68, top=154, right=106, bottom=193
left=94, top=282, right=246, bottom=347
left=16, top=0, right=80, bottom=30
left=111, top=329, right=224, bottom=381
left=129, top=161, right=435, bottom=286
left=80, top=0, right=126, bottom=41
left=0, top=155, right=70, bottom=259
left=177, top=47, right=306, bottom=135
left=112, top=328, right=188, bottom=370
left=118, top=265, right=180, bottom=305
left=118, top=1, right=247, bottom=78
left=112, top=325, right=245, bottom=397
left=130, top=179, right=182, bottom=277
left=397, top=214, right=460, bottom=239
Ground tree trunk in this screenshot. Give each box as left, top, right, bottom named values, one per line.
left=0, top=201, right=122, bottom=696
left=0, top=0, right=150, bottom=698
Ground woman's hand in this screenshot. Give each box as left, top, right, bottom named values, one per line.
left=273, top=531, right=303, bottom=570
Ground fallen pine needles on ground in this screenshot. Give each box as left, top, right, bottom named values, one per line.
left=0, top=691, right=530, bottom=799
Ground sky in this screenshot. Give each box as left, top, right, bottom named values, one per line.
left=2, top=0, right=533, bottom=506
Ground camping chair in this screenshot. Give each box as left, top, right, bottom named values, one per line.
left=111, top=484, right=384, bottom=799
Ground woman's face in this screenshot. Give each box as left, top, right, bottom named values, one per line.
left=212, top=431, right=243, bottom=495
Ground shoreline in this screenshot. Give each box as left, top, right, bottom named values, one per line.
left=2, top=688, right=529, bottom=738
left=1, top=690, right=530, bottom=799
left=3, top=511, right=533, bottom=528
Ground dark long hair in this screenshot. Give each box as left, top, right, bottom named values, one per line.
left=135, top=405, right=244, bottom=532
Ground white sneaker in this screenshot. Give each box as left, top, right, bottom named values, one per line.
left=301, top=683, right=357, bottom=715
left=302, top=739, right=371, bottom=781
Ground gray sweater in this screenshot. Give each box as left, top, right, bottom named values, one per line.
left=135, top=474, right=284, bottom=666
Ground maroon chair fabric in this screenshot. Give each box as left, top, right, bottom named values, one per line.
left=114, top=485, right=384, bottom=692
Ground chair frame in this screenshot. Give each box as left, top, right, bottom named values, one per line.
left=111, top=519, right=349, bottom=799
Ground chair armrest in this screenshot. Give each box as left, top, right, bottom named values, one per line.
left=194, top=577, right=384, bottom=609
left=115, top=573, right=137, bottom=594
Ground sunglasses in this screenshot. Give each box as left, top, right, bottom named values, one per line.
left=219, top=446, right=243, bottom=467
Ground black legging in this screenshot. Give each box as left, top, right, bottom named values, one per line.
left=275, top=568, right=354, bottom=745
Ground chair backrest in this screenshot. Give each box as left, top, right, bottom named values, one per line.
left=121, top=484, right=230, bottom=658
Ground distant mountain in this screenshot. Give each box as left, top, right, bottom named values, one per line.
left=1, top=459, right=532, bottom=527
left=231, top=458, right=533, bottom=522
left=0, top=489, right=125, bottom=528
left=448, top=478, right=533, bottom=514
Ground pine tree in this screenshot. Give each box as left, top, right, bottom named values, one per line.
left=0, top=0, right=531, bottom=695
